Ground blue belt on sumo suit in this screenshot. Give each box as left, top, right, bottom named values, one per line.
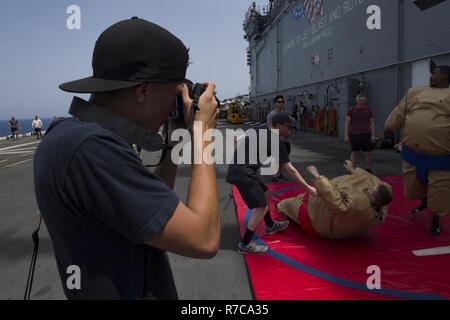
left=402, top=146, right=450, bottom=186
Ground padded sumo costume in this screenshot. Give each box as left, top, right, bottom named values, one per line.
left=385, top=86, right=450, bottom=216
left=277, top=169, right=392, bottom=239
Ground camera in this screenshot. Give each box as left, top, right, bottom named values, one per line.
left=172, top=79, right=220, bottom=122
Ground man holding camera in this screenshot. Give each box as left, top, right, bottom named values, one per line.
left=34, top=17, right=220, bottom=299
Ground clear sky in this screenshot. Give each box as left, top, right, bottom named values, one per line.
left=0, top=0, right=267, bottom=119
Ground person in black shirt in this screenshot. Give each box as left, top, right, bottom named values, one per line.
left=34, top=18, right=220, bottom=300
left=299, top=101, right=307, bottom=131
left=227, top=112, right=317, bottom=254
left=9, top=116, right=20, bottom=140
left=291, top=104, right=299, bottom=133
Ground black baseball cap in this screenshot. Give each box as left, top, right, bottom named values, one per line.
left=59, top=17, right=189, bottom=93
left=272, top=112, right=297, bottom=128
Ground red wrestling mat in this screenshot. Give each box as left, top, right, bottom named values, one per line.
left=232, top=176, right=450, bottom=300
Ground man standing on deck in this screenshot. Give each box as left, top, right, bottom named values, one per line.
left=32, top=115, right=43, bottom=139
left=9, top=117, right=20, bottom=140
left=344, top=95, right=376, bottom=173
left=266, top=95, right=285, bottom=128
left=299, top=101, right=307, bottom=132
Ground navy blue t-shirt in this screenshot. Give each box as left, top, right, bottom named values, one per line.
left=34, top=118, right=180, bottom=299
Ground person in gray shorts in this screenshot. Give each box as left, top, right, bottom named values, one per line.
left=227, top=112, right=317, bottom=254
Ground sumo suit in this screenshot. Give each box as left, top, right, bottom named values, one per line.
left=384, top=86, right=450, bottom=217
left=277, top=168, right=392, bottom=239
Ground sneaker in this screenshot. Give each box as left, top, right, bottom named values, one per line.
left=237, top=242, right=268, bottom=254
left=265, top=220, right=290, bottom=235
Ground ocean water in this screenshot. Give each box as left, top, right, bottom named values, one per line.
left=0, top=118, right=55, bottom=137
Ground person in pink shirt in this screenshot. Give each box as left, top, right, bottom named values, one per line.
left=344, top=95, right=376, bottom=173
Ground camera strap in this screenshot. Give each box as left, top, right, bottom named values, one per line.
left=24, top=214, right=43, bottom=300
left=190, top=84, right=205, bottom=113
left=146, top=119, right=173, bottom=167
left=191, top=97, right=201, bottom=113
left=69, top=97, right=166, bottom=152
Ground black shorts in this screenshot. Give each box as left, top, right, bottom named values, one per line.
left=35, top=128, right=41, bottom=133
left=235, top=179, right=268, bottom=209
left=349, top=133, right=374, bottom=152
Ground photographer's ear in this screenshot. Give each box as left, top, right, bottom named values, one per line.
left=135, top=83, right=151, bottom=104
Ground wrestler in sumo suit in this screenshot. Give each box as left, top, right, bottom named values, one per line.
left=382, top=62, right=450, bottom=235
left=276, top=161, right=392, bottom=239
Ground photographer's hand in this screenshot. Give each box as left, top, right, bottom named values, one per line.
left=150, top=82, right=221, bottom=259
left=186, top=81, right=220, bottom=257
left=177, top=83, right=194, bottom=129
left=178, top=81, right=218, bottom=131
left=194, top=82, right=219, bottom=130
